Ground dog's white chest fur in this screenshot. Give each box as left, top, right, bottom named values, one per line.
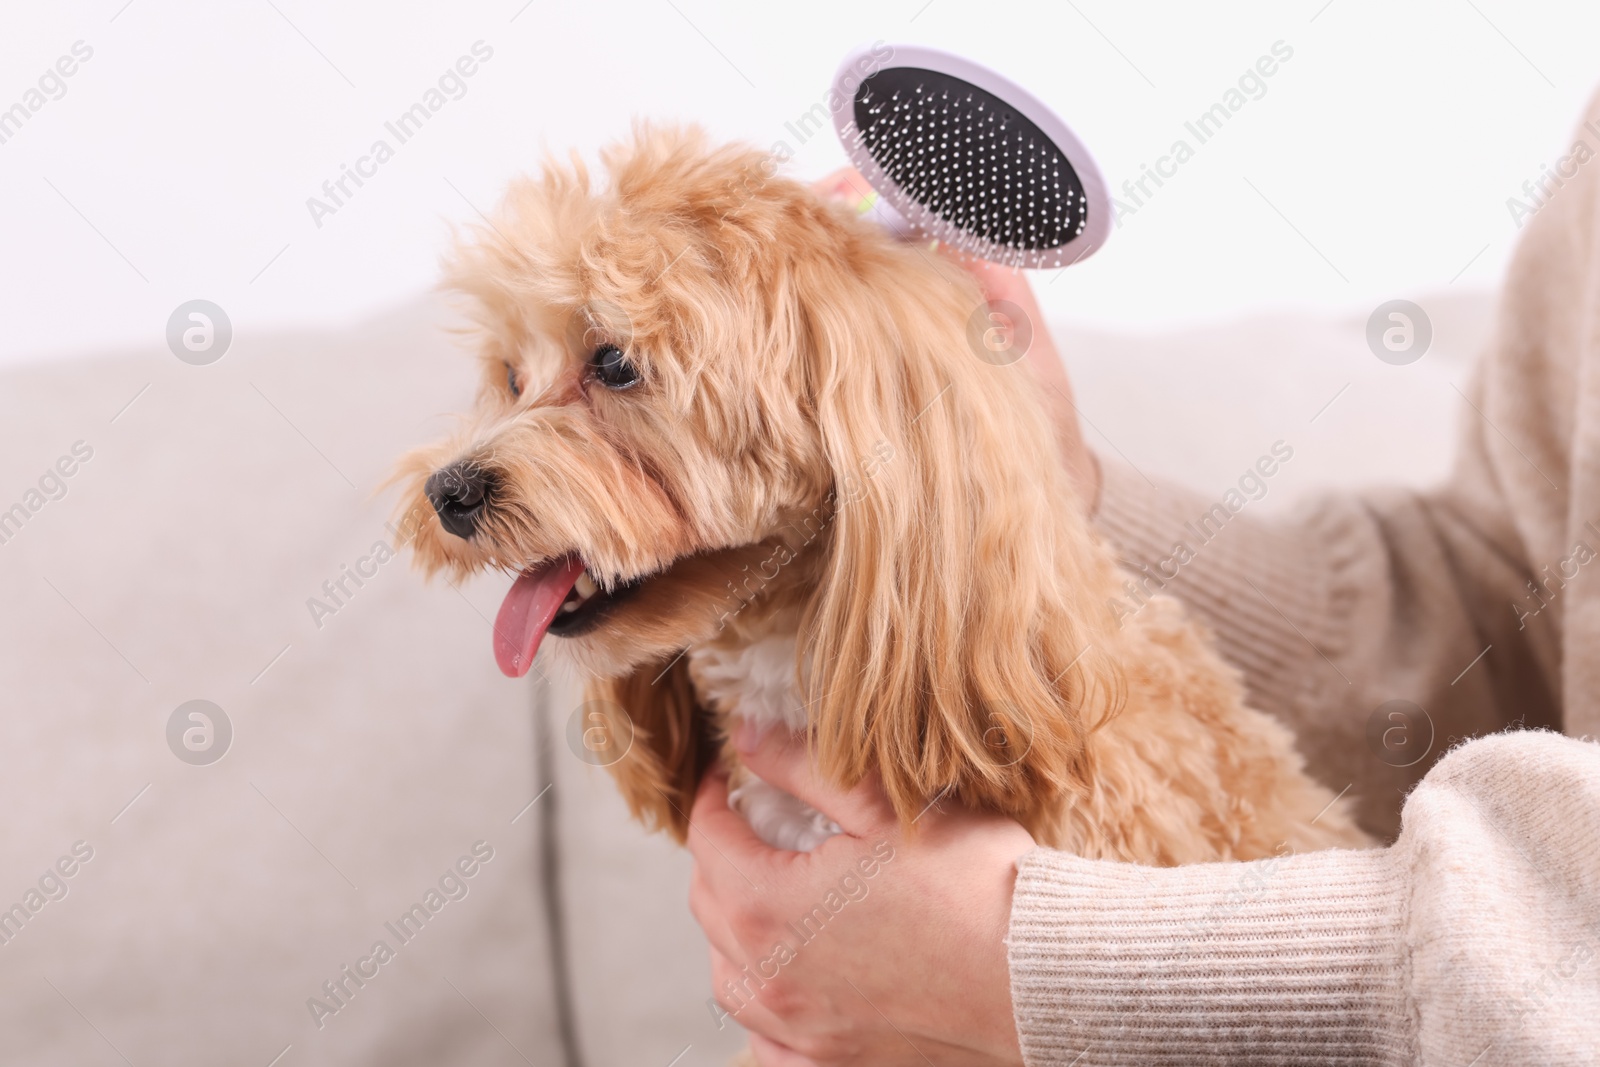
left=688, top=622, right=841, bottom=852
left=690, top=628, right=810, bottom=732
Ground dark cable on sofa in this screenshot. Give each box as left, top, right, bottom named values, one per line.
left=533, top=679, right=590, bottom=1067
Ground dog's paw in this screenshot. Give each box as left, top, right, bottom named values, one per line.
left=728, top=774, right=841, bottom=851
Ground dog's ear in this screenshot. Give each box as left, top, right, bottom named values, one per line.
left=584, top=655, right=713, bottom=842
left=797, top=242, right=1126, bottom=837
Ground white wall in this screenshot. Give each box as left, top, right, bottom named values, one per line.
left=0, top=0, right=1594, bottom=365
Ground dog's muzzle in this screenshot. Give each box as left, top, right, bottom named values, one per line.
left=425, top=462, right=490, bottom=539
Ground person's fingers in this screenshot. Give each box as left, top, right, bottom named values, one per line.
left=687, top=863, right=745, bottom=963
left=687, top=768, right=805, bottom=896
left=955, top=259, right=1100, bottom=508
left=688, top=767, right=825, bottom=921
left=748, top=1031, right=824, bottom=1067
left=965, top=262, right=1064, bottom=380
left=964, top=258, right=1044, bottom=317
left=811, top=166, right=872, bottom=206
left=732, top=720, right=896, bottom=837
left=707, top=947, right=805, bottom=1054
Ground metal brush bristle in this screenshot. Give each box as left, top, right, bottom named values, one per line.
left=851, top=67, right=1092, bottom=267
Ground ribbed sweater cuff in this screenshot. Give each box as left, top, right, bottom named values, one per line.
left=1008, top=846, right=1413, bottom=1067
left=1091, top=458, right=1357, bottom=717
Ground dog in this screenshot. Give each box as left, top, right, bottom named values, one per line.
left=396, top=123, right=1369, bottom=869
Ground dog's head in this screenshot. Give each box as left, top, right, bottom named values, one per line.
left=398, top=124, right=1123, bottom=839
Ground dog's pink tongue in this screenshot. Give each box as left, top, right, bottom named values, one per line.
left=494, top=557, right=585, bottom=678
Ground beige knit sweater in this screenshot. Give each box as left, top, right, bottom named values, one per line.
left=1007, top=95, right=1600, bottom=1064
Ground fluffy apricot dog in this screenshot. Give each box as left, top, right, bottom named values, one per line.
left=397, top=123, right=1367, bottom=863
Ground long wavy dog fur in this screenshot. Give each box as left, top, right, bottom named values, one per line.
left=396, top=123, right=1368, bottom=866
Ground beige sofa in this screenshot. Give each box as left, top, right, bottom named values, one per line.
left=0, top=289, right=1489, bottom=1065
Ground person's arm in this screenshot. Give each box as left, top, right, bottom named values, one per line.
left=969, top=98, right=1600, bottom=832
left=1078, top=375, right=1558, bottom=837
left=690, top=723, right=1600, bottom=1067
left=1010, top=729, right=1600, bottom=1066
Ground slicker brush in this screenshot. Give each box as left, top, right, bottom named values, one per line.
left=833, top=43, right=1111, bottom=269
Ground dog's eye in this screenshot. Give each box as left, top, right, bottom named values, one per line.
left=590, top=344, right=640, bottom=390
left=505, top=363, right=521, bottom=398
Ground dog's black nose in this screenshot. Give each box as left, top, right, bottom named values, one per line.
left=425, top=463, right=491, bottom=539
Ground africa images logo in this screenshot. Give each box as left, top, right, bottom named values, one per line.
left=0, top=441, right=94, bottom=547
left=305, top=41, right=494, bottom=229
left=305, top=841, right=495, bottom=1030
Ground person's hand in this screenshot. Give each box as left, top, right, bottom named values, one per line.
left=687, top=719, right=1036, bottom=1066
left=960, top=258, right=1100, bottom=510
left=812, top=167, right=1102, bottom=511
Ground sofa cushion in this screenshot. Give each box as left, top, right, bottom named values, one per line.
left=0, top=296, right=564, bottom=1067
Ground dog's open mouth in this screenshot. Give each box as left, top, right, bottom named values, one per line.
left=492, top=556, right=644, bottom=677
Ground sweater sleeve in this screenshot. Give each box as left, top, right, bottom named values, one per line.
left=1006, top=730, right=1600, bottom=1067
left=1087, top=86, right=1600, bottom=832
left=1092, top=439, right=1558, bottom=837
